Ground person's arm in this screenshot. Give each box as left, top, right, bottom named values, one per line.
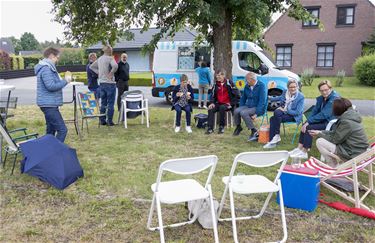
left=287, top=95, right=304, bottom=116
left=172, top=85, right=179, bottom=104
left=114, top=62, right=120, bottom=81
left=41, top=67, right=67, bottom=91
left=239, top=86, right=247, bottom=106
left=318, top=120, right=351, bottom=144
left=109, top=58, right=118, bottom=74
left=89, top=60, right=99, bottom=74
left=308, top=97, right=335, bottom=123
left=86, top=65, right=92, bottom=85
left=255, top=85, right=267, bottom=116
left=207, top=69, right=212, bottom=86
left=188, top=85, right=194, bottom=103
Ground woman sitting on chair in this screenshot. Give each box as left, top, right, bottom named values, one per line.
left=263, top=79, right=304, bottom=149
left=172, top=74, right=194, bottom=133
left=309, top=98, right=369, bottom=167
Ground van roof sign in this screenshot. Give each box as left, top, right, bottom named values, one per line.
left=157, top=40, right=262, bottom=52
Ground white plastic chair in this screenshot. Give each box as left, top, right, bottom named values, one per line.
left=118, top=90, right=149, bottom=128
left=217, top=151, right=289, bottom=243
left=147, top=155, right=219, bottom=243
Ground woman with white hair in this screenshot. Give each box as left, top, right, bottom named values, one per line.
left=263, top=79, right=304, bottom=149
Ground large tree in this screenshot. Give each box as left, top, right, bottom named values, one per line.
left=19, top=32, right=40, bottom=51
left=52, top=0, right=315, bottom=77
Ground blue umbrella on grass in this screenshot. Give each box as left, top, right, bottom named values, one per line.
left=20, top=134, right=84, bottom=190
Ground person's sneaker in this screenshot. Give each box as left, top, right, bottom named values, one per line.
left=232, top=125, right=243, bottom=136
left=203, top=105, right=208, bottom=109
left=263, top=142, right=277, bottom=149
left=289, top=147, right=301, bottom=156
left=293, top=150, right=308, bottom=159
left=198, top=104, right=202, bottom=109
left=100, top=121, right=107, bottom=126
left=186, top=126, right=192, bottom=133
left=107, top=122, right=115, bottom=126
left=247, top=131, right=259, bottom=142
left=269, top=134, right=281, bottom=144
left=205, top=128, right=214, bottom=134
left=218, top=126, right=224, bottom=134
left=175, top=126, right=181, bottom=133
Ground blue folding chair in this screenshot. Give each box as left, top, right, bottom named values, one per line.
left=281, top=105, right=314, bottom=144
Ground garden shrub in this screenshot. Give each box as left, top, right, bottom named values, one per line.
left=353, top=54, right=375, bottom=86
left=335, top=70, right=345, bottom=87
left=0, top=51, right=12, bottom=71
left=23, top=54, right=43, bottom=69
left=301, top=68, right=315, bottom=86
left=59, top=48, right=85, bottom=65
left=10, top=55, right=25, bottom=70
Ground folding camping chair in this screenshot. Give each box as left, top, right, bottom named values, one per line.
left=301, top=145, right=375, bottom=212
left=118, top=90, right=149, bottom=128
left=0, top=121, right=38, bottom=175
left=218, top=151, right=289, bottom=243
left=77, top=91, right=106, bottom=133
left=147, top=155, right=219, bottom=243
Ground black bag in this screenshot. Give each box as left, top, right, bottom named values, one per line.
left=126, top=100, right=141, bottom=118
left=194, top=113, right=208, bottom=129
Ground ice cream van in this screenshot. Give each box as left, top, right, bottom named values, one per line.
left=151, top=40, right=300, bottom=109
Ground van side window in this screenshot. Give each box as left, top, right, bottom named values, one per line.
left=194, top=47, right=211, bottom=68
left=238, top=52, right=262, bottom=73
left=178, top=47, right=195, bottom=70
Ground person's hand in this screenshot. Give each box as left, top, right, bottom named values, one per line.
left=106, top=73, right=113, bottom=80
left=277, top=107, right=285, bottom=112
left=308, top=130, right=321, bottom=136
left=187, top=92, right=191, bottom=99
left=251, top=114, right=257, bottom=120
left=301, top=122, right=309, bottom=133
left=64, top=71, right=72, bottom=83
left=208, top=104, right=215, bottom=109
left=177, top=92, right=182, bottom=97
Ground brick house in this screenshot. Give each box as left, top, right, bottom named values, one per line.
left=263, top=0, right=375, bottom=76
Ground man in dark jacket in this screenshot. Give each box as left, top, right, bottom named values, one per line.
left=232, top=72, right=267, bottom=141
left=86, top=53, right=99, bottom=99
left=206, top=69, right=237, bottom=134
left=115, top=53, right=130, bottom=111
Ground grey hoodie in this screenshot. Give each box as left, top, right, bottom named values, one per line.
left=319, top=107, right=369, bottom=161
left=89, top=55, right=118, bottom=84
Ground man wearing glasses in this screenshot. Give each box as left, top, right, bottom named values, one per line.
left=289, top=80, right=339, bottom=158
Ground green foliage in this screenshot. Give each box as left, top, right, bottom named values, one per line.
left=19, top=32, right=40, bottom=51
left=353, top=54, right=375, bottom=86
left=362, top=28, right=375, bottom=56
left=0, top=50, right=12, bottom=71
left=7, top=36, right=22, bottom=54
left=59, top=72, right=151, bottom=86
left=9, top=55, right=25, bottom=70
left=301, top=68, right=315, bottom=86
left=23, top=54, right=43, bottom=69
left=59, top=48, right=85, bottom=65
left=335, top=70, right=345, bottom=87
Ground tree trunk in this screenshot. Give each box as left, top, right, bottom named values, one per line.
left=212, top=8, right=233, bottom=79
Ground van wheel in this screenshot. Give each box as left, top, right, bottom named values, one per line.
left=165, top=88, right=173, bottom=105
left=268, top=89, right=282, bottom=111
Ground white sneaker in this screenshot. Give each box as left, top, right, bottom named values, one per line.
left=175, top=126, right=180, bottom=133
left=203, top=105, right=208, bottom=109
left=186, top=126, right=192, bottom=133
left=289, top=147, right=301, bottom=156
left=269, top=134, right=281, bottom=144
left=263, top=142, right=277, bottom=149
left=292, top=150, right=308, bottom=159
left=198, top=104, right=202, bottom=109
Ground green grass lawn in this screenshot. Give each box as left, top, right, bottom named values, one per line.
left=301, top=77, right=375, bottom=100
left=1, top=106, right=375, bottom=242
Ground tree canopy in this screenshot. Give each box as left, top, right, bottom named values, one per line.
left=52, top=0, right=316, bottom=77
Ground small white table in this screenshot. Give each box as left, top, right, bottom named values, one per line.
left=64, top=82, right=84, bottom=139
left=0, top=84, right=16, bottom=164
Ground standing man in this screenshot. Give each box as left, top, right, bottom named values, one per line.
left=35, top=47, right=71, bottom=142
left=86, top=53, right=99, bottom=99
left=90, top=45, right=118, bottom=126
left=232, top=72, right=267, bottom=142
left=115, top=53, right=130, bottom=111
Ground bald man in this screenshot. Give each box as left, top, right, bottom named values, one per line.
left=232, top=72, right=267, bottom=141
left=115, top=53, right=130, bottom=111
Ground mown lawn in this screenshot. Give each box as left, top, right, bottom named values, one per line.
left=1, top=106, right=375, bottom=242
left=301, top=76, right=375, bottom=100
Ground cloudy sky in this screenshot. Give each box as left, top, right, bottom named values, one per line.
left=1, top=0, right=375, bottom=42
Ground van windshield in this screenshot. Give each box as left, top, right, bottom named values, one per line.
left=238, top=52, right=262, bottom=73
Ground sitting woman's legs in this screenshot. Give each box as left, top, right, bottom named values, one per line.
left=316, top=137, right=340, bottom=167
left=298, top=122, right=327, bottom=151
left=183, top=105, right=192, bottom=126
left=175, top=104, right=182, bottom=127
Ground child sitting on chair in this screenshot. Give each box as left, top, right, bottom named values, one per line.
left=172, top=74, right=194, bottom=133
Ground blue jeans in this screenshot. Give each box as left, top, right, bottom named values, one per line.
left=40, top=107, right=68, bottom=142
left=99, top=83, right=116, bottom=123
left=269, top=109, right=295, bottom=141
left=175, top=104, right=191, bottom=126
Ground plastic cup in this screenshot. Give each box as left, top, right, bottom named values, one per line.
left=291, top=157, right=301, bottom=169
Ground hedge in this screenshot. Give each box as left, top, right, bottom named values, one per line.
left=59, top=48, right=86, bottom=65
left=59, top=72, right=152, bottom=86
left=353, top=54, right=375, bottom=86
left=23, top=54, right=43, bottom=69
left=0, top=51, right=11, bottom=71
left=10, top=55, right=25, bottom=70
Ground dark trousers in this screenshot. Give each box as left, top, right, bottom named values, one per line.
left=89, top=86, right=100, bottom=100
left=269, top=109, right=295, bottom=141
left=298, top=122, right=327, bottom=149
left=208, top=104, right=230, bottom=129
left=175, top=104, right=191, bottom=126
left=117, top=81, right=129, bottom=111
left=40, top=107, right=68, bottom=142
left=100, top=83, right=116, bottom=124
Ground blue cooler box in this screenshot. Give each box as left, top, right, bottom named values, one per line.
left=277, top=165, right=320, bottom=212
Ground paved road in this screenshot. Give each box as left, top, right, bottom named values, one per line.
left=1, top=76, right=374, bottom=116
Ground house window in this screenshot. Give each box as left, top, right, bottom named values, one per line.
left=275, top=45, right=292, bottom=67
left=337, top=5, right=355, bottom=25
left=303, top=7, right=320, bottom=27
left=316, top=44, right=335, bottom=68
